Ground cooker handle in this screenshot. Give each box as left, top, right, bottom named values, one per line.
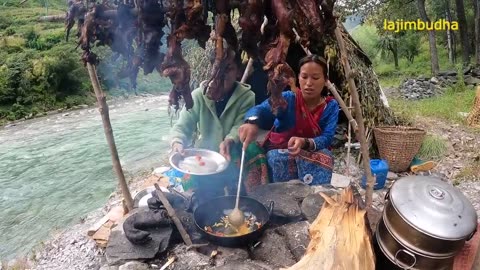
left=467, top=226, right=477, bottom=241
left=384, top=188, right=391, bottom=201
left=267, top=201, right=274, bottom=216
left=394, top=249, right=417, bottom=270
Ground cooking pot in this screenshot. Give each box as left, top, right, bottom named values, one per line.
left=193, top=195, right=274, bottom=247
left=384, top=175, right=477, bottom=257
left=376, top=216, right=454, bottom=270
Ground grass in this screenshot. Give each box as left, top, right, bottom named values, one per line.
left=417, top=134, right=448, bottom=161
left=454, top=159, right=480, bottom=184
left=389, top=86, right=476, bottom=124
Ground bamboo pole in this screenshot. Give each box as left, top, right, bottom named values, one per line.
left=333, top=28, right=376, bottom=207
left=86, top=63, right=134, bottom=211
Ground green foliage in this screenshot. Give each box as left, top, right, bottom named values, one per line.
left=350, top=24, right=379, bottom=60
left=398, top=32, right=420, bottom=63
left=417, top=134, right=448, bottom=161
left=23, top=28, right=63, bottom=51
left=389, top=87, right=476, bottom=124
left=24, top=28, right=40, bottom=49
left=5, top=27, right=15, bottom=36
left=0, top=16, right=13, bottom=30
left=375, top=34, right=397, bottom=60
left=453, top=64, right=467, bottom=92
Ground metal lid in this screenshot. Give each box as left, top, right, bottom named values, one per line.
left=389, top=176, right=477, bottom=240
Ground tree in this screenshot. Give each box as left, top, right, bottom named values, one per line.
left=376, top=35, right=399, bottom=68
left=474, top=0, right=480, bottom=66
left=455, top=0, right=470, bottom=65
left=399, top=32, right=421, bottom=63
left=417, top=0, right=440, bottom=75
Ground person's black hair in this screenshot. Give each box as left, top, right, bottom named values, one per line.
left=298, top=54, right=329, bottom=96
left=298, top=54, right=329, bottom=79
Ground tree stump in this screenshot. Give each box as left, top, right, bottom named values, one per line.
left=282, top=186, right=375, bottom=270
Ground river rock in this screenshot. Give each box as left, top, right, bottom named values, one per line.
left=248, top=180, right=313, bottom=221
left=169, top=245, right=211, bottom=270
left=301, top=191, right=336, bottom=223
left=465, top=76, right=480, bottom=85
left=118, top=261, right=150, bottom=270
left=330, top=173, right=352, bottom=188
left=276, top=221, right=310, bottom=261
left=212, top=260, right=274, bottom=270
left=100, top=266, right=119, bottom=270
left=387, top=172, right=398, bottom=180
left=214, top=246, right=250, bottom=266
left=251, top=228, right=296, bottom=268
left=105, top=215, right=173, bottom=265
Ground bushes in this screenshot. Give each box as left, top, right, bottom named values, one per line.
left=0, top=48, right=92, bottom=121
left=23, top=28, right=63, bottom=51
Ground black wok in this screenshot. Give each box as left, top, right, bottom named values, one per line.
left=193, top=195, right=274, bottom=247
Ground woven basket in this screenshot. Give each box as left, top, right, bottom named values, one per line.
left=466, top=86, right=480, bottom=127
left=374, top=126, right=426, bottom=172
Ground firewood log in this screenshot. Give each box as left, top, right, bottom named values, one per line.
left=282, top=186, right=375, bottom=270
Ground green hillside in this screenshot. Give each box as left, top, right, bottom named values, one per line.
left=0, top=1, right=171, bottom=125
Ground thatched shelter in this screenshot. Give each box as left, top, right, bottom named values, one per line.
left=185, top=21, right=397, bottom=143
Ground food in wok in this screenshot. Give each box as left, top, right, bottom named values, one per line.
left=204, top=210, right=263, bottom=237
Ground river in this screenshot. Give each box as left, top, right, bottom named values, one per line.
left=0, top=95, right=173, bottom=260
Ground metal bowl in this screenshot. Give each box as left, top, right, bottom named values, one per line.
left=133, top=186, right=169, bottom=208
left=169, top=148, right=229, bottom=176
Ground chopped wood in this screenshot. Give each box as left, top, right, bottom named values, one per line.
left=160, top=256, right=176, bottom=270
left=87, top=215, right=109, bottom=236
left=92, top=220, right=114, bottom=245
left=283, top=186, right=375, bottom=270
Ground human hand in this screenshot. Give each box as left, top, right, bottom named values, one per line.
left=219, top=138, right=234, bottom=161
left=171, top=142, right=184, bottom=155
left=287, top=136, right=305, bottom=156
left=238, top=123, right=259, bottom=150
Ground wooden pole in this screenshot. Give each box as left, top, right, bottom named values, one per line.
left=86, top=63, right=134, bottom=211
left=325, top=83, right=358, bottom=131
left=154, top=184, right=193, bottom=246
left=333, top=27, right=376, bottom=208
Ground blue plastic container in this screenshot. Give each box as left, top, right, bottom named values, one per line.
left=362, top=159, right=389, bottom=190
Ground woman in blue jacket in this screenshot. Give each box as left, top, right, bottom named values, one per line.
left=238, top=55, right=339, bottom=189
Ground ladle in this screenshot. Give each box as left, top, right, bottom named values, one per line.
left=228, top=148, right=246, bottom=227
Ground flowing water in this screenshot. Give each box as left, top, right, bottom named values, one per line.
left=0, top=95, right=174, bottom=260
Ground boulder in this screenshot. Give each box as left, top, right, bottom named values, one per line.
left=248, top=181, right=313, bottom=221
left=118, top=261, right=150, bottom=270
left=250, top=228, right=297, bottom=268
left=276, top=221, right=310, bottom=261
left=211, top=260, right=274, bottom=270
left=301, top=191, right=335, bottom=223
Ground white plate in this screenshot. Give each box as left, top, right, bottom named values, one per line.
left=133, top=186, right=169, bottom=208
left=169, top=148, right=229, bottom=176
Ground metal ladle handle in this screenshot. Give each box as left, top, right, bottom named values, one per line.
left=394, top=249, right=417, bottom=270
left=234, top=149, right=246, bottom=209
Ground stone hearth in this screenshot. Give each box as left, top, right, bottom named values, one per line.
left=102, top=180, right=381, bottom=270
